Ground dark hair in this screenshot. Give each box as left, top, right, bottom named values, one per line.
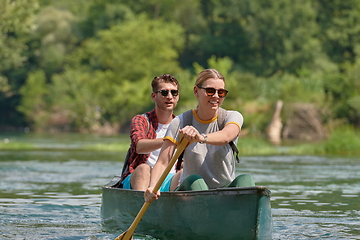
left=195, top=69, right=225, bottom=87
left=151, top=74, right=179, bottom=92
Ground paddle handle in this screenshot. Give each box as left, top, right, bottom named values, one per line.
left=153, top=137, right=189, bottom=192
left=114, top=137, right=189, bottom=240
left=114, top=202, right=151, bottom=240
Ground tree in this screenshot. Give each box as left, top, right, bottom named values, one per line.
left=0, top=0, right=39, bottom=127
left=0, top=0, right=38, bottom=73
left=315, top=0, right=360, bottom=67
left=33, top=6, right=78, bottom=75
left=70, top=14, right=184, bottom=79
left=79, top=0, right=135, bottom=39
left=198, top=0, right=323, bottom=76
left=45, top=15, right=185, bottom=132
left=325, top=61, right=360, bottom=127
left=17, top=70, right=48, bottom=130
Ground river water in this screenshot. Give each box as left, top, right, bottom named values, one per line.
left=0, top=133, right=359, bottom=239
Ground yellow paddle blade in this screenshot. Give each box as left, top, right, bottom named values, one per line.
left=114, top=230, right=133, bottom=240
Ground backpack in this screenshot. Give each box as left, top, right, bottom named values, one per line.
left=108, top=113, right=150, bottom=188
left=175, top=108, right=240, bottom=170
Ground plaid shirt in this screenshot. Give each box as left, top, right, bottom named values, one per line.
left=122, top=109, right=175, bottom=179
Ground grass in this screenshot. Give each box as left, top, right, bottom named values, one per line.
left=316, top=126, right=360, bottom=155
left=238, top=137, right=281, bottom=155
left=84, top=143, right=129, bottom=152
left=0, top=141, right=34, bottom=150
left=285, top=125, right=360, bottom=156
left=1, top=126, right=360, bottom=156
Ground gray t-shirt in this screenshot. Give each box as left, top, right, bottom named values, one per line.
left=164, top=109, right=244, bottom=189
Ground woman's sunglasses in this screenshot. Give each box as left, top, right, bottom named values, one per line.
left=155, top=89, right=179, bottom=97
left=197, top=85, right=228, bottom=98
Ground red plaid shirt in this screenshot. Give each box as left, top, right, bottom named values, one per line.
left=122, top=109, right=175, bottom=179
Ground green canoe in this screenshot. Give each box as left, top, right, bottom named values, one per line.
left=101, top=183, right=273, bottom=240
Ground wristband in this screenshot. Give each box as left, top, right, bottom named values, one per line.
left=200, top=133, right=207, bottom=144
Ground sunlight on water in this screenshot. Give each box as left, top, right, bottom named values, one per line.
left=0, top=134, right=359, bottom=239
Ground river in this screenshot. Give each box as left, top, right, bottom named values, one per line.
left=0, top=133, right=359, bottom=239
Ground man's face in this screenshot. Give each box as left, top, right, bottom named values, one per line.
left=152, top=82, right=179, bottom=112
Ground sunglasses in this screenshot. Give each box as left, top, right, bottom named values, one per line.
left=155, top=89, right=179, bottom=97
left=197, top=85, right=228, bottom=98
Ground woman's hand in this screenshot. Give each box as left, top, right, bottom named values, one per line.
left=179, top=125, right=202, bottom=143
left=144, top=187, right=160, bottom=203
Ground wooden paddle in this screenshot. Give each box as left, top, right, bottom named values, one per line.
left=114, top=137, right=189, bottom=240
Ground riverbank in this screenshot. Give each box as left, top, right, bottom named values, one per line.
left=1, top=126, right=359, bottom=156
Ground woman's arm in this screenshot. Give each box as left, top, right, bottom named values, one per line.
left=180, top=123, right=240, bottom=146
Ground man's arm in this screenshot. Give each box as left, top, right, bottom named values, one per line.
left=131, top=114, right=164, bottom=154
left=136, top=138, right=164, bottom=154
left=144, top=140, right=176, bottom=202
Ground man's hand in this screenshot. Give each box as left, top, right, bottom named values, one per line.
left=144, top=187, right=160, bottom=203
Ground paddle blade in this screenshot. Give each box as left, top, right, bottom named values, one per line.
left=114, top=230, right=133, bottom=240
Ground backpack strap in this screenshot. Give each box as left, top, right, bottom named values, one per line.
left=175, top=110, right=192, bottom=170
left=217, top=108, right=240, bottom=163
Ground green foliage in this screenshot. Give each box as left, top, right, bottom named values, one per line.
left=80, top=1, right=135, bottom=39
left=69, top=14, right=184, bottom=78
left=321, top=125, right=360, bottom=155
left=324, top=61, right=360, bottom=126
left=0, top=76, right=13, bottom=97
left=45, top=15, right=185, bottom=132
left=38, top=0, right=91, bottom=19
left=290, top=125, right=360, bottom=155
left=49, top=66, right=149, bottom=131
left=34, top=6, right=78, bottom=75
left=0, top=141, right=34, bottom=150
left=237, top=137, right=280, bottom=155
left=49, top=67, right=99, bottom=131
left=17, top=70, right=48, bottom=129
left=0, top=0, right=39, bottom=72
left=3, top=0, right=360, bottom=134
left=316, top=0, right=360, bottom=66
left=190, top=0, right=322, bottom=76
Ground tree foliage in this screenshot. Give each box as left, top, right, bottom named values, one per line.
left=33, top=6, right=78, bottom=75
left=0, top=0, right=38, bottom=72
left=0, top=0, right=39, bottom=127
left=17, top=70, right=48, bottom=129
left=2, top=0, right=360, bottom=132
left=316, top=0, right=360, bottom=66
left=45, top=15, right=185, bottom=132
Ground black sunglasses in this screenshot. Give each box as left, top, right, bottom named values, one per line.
left=155, top=89, right=179, bottom=97
left=197, top=85, right=228, bottom=98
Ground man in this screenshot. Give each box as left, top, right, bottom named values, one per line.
left=121, top=74, right=181, bottom=191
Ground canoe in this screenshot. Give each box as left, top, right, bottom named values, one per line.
left=101, top=182, right=273, bottom=240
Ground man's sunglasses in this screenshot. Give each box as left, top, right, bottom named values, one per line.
left=197, top=85, right=228, bottom=98
left=155, top=89, right=179, bottom=97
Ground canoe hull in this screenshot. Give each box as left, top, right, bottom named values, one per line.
left=101, top=186, right=272, bottom=240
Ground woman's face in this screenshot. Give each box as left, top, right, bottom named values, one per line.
left=195, top=78, right=226, bottom=111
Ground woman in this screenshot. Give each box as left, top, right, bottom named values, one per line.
left=145, top=69, right=254, bottom=202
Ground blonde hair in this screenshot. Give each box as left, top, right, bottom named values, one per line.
left=195, top=69, right=225, bottom=87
